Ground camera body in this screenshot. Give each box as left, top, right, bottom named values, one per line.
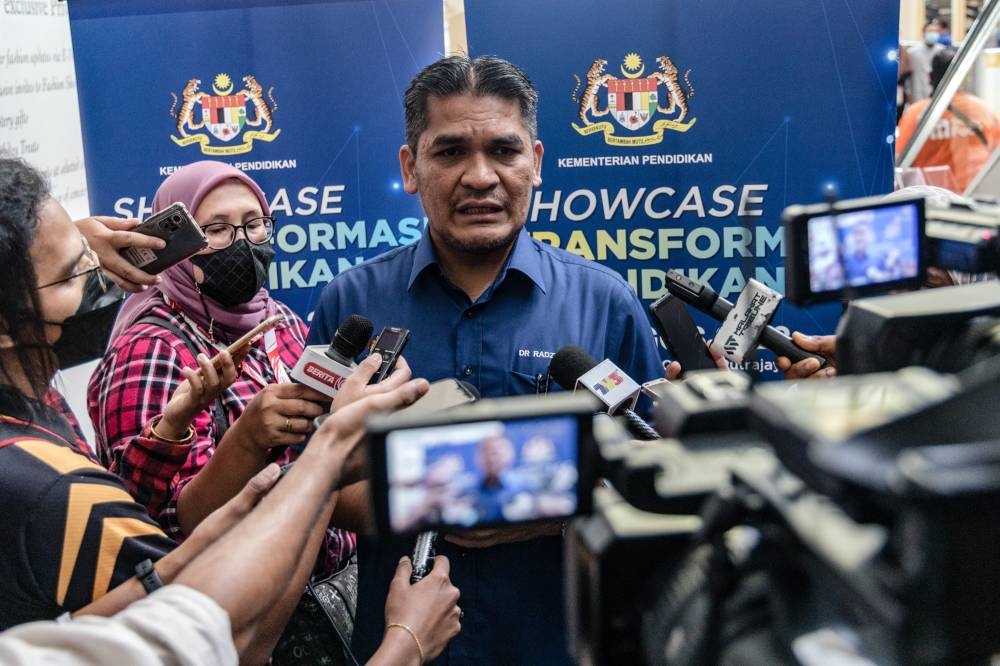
left=366, top=392, right=597, bottom=535
left=782, top=195, right=927, bottom=305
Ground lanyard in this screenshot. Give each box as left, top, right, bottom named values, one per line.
left=264, top=329, right=291, bottom=384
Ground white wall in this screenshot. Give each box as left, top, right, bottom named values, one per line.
left=2, top=1, right=95, bottom=443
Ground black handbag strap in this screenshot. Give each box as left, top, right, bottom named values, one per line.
left=136, top=315, right=229, bottom=438
left=948, top=103, right=990, bottom=148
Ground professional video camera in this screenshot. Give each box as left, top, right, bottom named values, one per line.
left=568, top=351, right=1000, bottom=665
left=781, top=193, right=1000, bottom=306
left=564, top=207, right=1000, bottom=666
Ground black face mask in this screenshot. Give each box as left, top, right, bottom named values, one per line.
left=190, top=240, right=275, bottom=307
left=49, top=271, right=125, bottom=369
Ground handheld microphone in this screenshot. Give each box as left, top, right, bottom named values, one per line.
left=664, top=271, right=826, bottom=367
left=410, top=531, right=437, bottom=584
left=290, top=314, right=373, bottom=397
left=548, top=346, right=660, bottom=441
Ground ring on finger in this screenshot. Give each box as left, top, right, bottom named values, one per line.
left=284, top=417, right=292, bottom=433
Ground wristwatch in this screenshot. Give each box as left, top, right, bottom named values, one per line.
left=134, top=558, right=164, bottom=594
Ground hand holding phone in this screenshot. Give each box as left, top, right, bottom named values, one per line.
left=649, top=294, right=718, bottom=376
left=368, top=326, right=411, bottom=384
left=119, top=202, right=208, bottom=274
left=205, top=314, right=285, bottom=372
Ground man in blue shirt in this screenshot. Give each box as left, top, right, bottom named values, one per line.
left=311, top=54, right=663, bottom=664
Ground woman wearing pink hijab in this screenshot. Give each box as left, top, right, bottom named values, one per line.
left=87, top=162, right=356, bottom=658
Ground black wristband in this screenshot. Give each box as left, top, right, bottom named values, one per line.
left=134, top=558, right=164, bottom=594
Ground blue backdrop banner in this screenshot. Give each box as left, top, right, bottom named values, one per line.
left=68, top=0, right=443, bottom=319
left=466, top=0, right=900, bottom=377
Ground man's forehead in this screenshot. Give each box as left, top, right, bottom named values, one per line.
left=420, top=93, right=530, bottom=141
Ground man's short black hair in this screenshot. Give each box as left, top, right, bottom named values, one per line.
left=403, top=55, right=539, bottom=152
left=931, top=47, right=957, bottom=90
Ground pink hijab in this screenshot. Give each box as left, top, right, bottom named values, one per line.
left=111, top=161, right=277, bottom=343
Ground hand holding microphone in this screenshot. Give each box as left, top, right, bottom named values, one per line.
left=664, top=270, right=826, bottom=368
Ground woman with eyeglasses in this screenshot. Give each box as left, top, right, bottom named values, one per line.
left=87, top=161, right=354, bottom=661
left=0, top=157, right=459, bottom=665
left=0, top=158, right=237, bottom=627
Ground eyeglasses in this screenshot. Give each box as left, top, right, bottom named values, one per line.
left=201, top=216, right=276, bottom=250
left=36, top=240, right=106, bottom=290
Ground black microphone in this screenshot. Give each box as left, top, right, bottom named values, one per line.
left=664, top=270, right=826, bottom=367
left=290, top=314, right=374, bottom=397
left=548, top=346, right=660, bottom=441
left=327, top=314, right=374, bottom=366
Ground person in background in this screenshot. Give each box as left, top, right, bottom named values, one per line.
left=896, top=48, right=1000, bottom=194
left=907, top=20, right=946, bottom=103
left=937, top=18, right=953, bottom=47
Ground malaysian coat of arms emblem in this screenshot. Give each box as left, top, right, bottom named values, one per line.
left=571, top=53, right=696, bottom=146
left=169, top=73, right=281, bottom=155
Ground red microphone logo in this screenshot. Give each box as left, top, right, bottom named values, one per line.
left=304, top=362, right=347, bottom=390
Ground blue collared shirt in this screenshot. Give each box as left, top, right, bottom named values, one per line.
left=309, top=227, right=662, bottom=664
left=309, top=228, right=662, bottom=399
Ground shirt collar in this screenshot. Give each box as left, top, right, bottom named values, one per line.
left=407, top=227, right=547, bottom=294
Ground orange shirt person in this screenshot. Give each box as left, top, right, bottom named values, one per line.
left=896, top=48, right=1000, bottom=194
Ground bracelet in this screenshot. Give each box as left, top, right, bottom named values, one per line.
left=134, top=558, right=164, bottom=594
left=149, top=416, right=195, bottom=444
left=386, top=622, right=425, bottom=664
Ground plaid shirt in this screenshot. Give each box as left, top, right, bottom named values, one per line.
left=87, top=295, right=354, bottom=573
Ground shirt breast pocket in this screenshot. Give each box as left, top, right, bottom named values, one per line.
left=508, top=361, right=555, bottom=396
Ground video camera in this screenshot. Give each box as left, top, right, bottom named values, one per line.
left=362, top=189, right=1000, bottom=665
left=782, top=194, right=1000, bottom=305
left=561, top=187, right=1000, bottom=665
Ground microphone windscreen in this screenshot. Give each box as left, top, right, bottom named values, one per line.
left=333, top=314, right=374, bottom=358
left=457, top=380, right=481, bottom=400
left=549, top=345, right=599, bottom=390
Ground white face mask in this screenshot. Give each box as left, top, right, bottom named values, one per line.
left=925, top=31, right=941, bottom=45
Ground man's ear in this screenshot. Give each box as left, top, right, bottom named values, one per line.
left=399, top=144, right=419, bottom=194
left=532, top=140, right=544, bottom=187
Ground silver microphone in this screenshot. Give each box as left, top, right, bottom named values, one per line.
left=410, top=531, right=437, bottom=584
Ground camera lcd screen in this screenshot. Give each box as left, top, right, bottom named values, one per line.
left=384, top=414, right=581, bottom=532
left=807, top=201, right=921, bottom=294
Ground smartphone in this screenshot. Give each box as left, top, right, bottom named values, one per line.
left=393, top=379, right=478, bottom=417
left=368, top=326, right=411, bottom=384
left=210, top=313, right=284, bottom=370
left=649, top=294, right=718, bottom=375
left=119, top=202, right=208, bottom=274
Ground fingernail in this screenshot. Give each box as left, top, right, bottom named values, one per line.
left=368, top=352, right=382, bottom=364
left=805, top=359, right=820, bottom=371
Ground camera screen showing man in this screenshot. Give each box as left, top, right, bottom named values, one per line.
left=806, top=201, right=920, bottom=294
left=385, top=415, right=579, bottom=532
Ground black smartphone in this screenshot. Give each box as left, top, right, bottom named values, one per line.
left=368, top=326, right=411, bottom=384
left=649, top=294, right=718, bottom=374
left=119, top=202, right=208, bottom=274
